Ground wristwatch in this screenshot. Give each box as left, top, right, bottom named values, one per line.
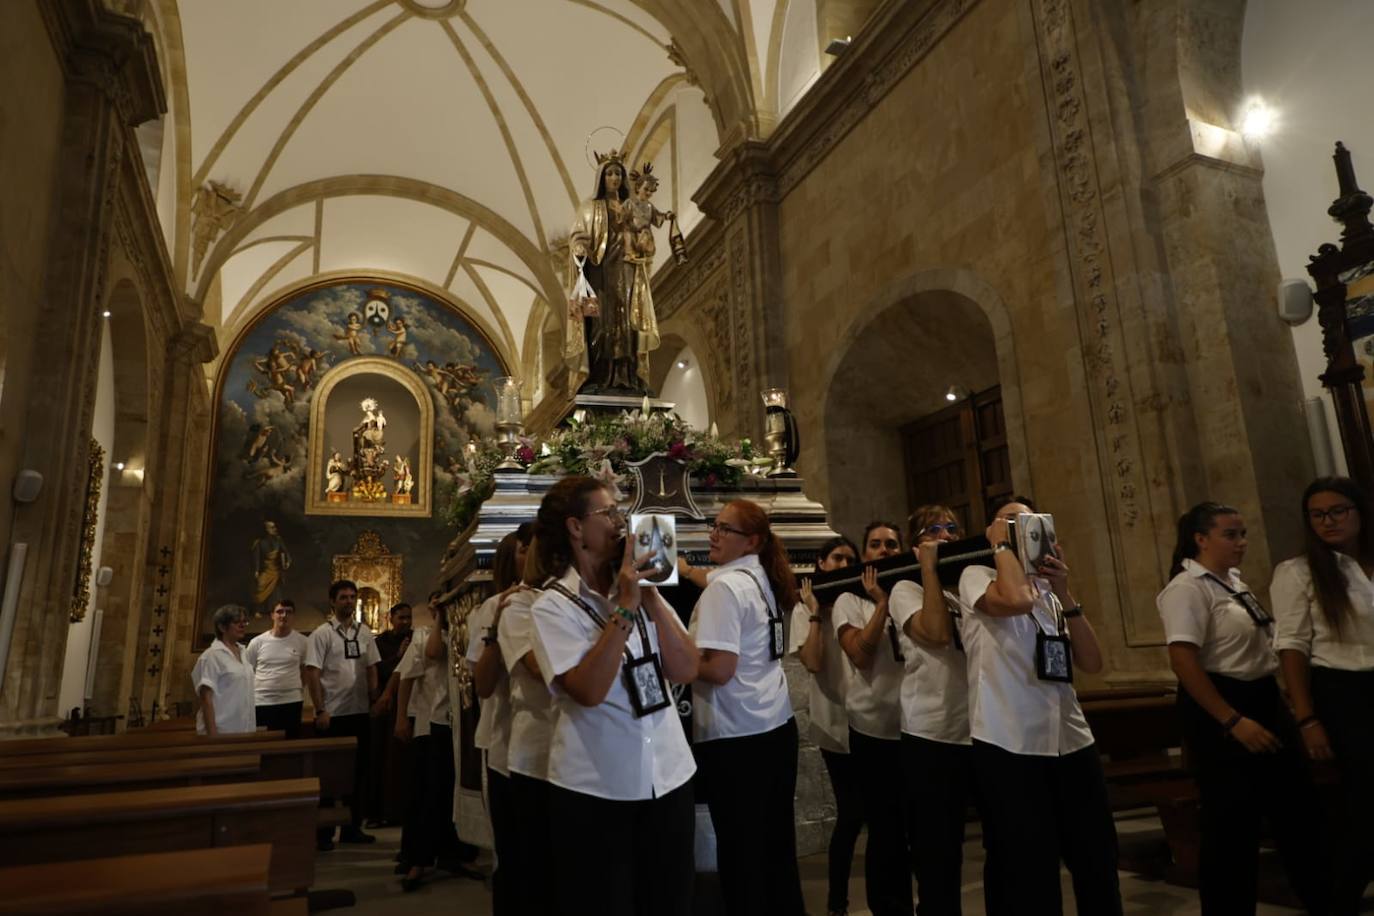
left=993, top=541, right=1013, bottom=554
left=1063, top=605, right=1084, bottom=619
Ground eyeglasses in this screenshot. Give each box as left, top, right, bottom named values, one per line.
left=1309, top=503, right=1357, bottom=524
left=924, top=523, right=960, bottom=535
left=708, top=520, right=749, bottom=537
left=585, top=505, right=625, bottom=523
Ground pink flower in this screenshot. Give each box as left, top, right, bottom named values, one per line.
left=668, top=440, right=689, bottom=459
left=516, top=445, right=535, bottom=463
left=704, top=472, right=719, bottom=487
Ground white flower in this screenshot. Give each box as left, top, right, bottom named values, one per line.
left=591, top=458, right=626, bottom=502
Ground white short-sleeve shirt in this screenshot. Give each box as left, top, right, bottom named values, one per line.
left=305, top=619, right=381, bottom=716
left=832, top=592, right=904, bottom=741
left=787, top=603, right=849, bottom=754
left=244, top=630, right=308, bottom=705
left=1157, top=559, right=1276, bottom=680
left=958, top=565, right=1094, bottom=757
left=498, top=586, right=555, bottom=780
left=1271, top=554, right=1374, bottom=671
left=689, top=554, right=793, bottom=742
left=466, top=595, right=512, bottom=776
left=398, top=626, right=450, bottom=738
left=888, top=579, right=971, bottom=745
left=191, top=640, right=256, bottom=735
left=529, top=567, right=695, bottom=802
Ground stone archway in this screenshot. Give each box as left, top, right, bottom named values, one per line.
left=87, top=277, right=154, bottom=719
left=810, top=268, right=1029, bottom=539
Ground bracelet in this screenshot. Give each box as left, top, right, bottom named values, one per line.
left=993, top=542, right=1013, bottom=554
left=1297, top=716, right=1321, bottom=729
left=1222, top=712, right=1242, bottom=732
left=1063, top=605, right=1084, bottom=619
left=614, top=605, right=637, bottom=623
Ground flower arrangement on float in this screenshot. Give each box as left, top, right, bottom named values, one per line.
left=443, top=408, right=764, bottom=530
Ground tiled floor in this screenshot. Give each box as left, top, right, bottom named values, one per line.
left=317, top=815, right=1306, bottom=915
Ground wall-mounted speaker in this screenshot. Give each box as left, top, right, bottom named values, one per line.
left=95, top=566, right=114, bottom=588
left=1278, top=278, right=1314, bottom=325
left=12, top=470, right=42, bottom=504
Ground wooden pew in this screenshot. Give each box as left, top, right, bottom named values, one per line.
left=0, top=778, right=319, bottom=896
left=0, top=729, right=283, bottom=758
left=0, top=754, right=263, bottom=800
left=0, top=843, right=274, bottom=916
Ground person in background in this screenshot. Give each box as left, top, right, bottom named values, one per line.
left=960, top=496, right=1120, bottom=915
left=305, top=578, right=382, bottom=850
left=1158, top=501, right=1331, bottom=914
left=466, top=525, right=531, bottom=914
left=192, top=604, right=255, bottom=736
left=497, top=537, right=557, bottom=916
left=244, top=599, right=308, bottom=737
left=1159, top=501, right=1331, bottom=915
left=529, top=477, right=698, bottom=916
left=692, top=499, right=805, bottom=916
left=790, top=534, right=862, bottom=916
left=834, top=520, right=910, bottom=916
left=1272, top=477, right=1374, bottom=914
left=369, top=602, right=414, bottom=827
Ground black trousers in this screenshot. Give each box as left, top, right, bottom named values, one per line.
left=400, top=724, right=461, bottom=868
left=849, top=728, right=912, bottom=916
left=1179, top=673, right=1331, bottom=915
left=548, top=780, right=695, bottom=916
left=255, top=700, right=302, bottom=738
left=400, top=730, right=431, bottom=866
left=488, top=764, right=517, bottom=916
left=696, top=718, right=805, bottom=916
left=1311, top=666, right=1374, bottom=915
left=901, top=735, right=974, bottom=916
left=820, top=747, right=865, bottom=913
left=510, top=772, right=555, bottom=916
left=971, top=740, right=1121, bottom=916
left=315, top=712, right=370, bottom=841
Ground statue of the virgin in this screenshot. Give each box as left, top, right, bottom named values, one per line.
left=563, top=149, right=661, bottom=394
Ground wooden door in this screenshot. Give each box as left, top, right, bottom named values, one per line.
left=901, top=386, right=1008, bottom=531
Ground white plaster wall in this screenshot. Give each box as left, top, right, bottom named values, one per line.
left=58, top=319, right=115, bottom=715
left=1243, top=0, right=1374, bottom=475
left=659, top=345, right=710, bottom=431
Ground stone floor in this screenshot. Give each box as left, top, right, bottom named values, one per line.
left=316, top=815, right=1306, bottom=915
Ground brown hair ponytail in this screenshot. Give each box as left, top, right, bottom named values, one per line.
left=724, top=498, right=798, bottom=610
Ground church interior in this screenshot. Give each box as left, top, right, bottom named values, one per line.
left=4, top=0, right=1374, bottom=913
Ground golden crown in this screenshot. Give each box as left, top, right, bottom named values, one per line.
left=630, top=162, right=658, bottom=186
left=593, top=148, right=626, bottom=167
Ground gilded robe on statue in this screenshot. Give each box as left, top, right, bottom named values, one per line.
left=564, top=154, right=660, bottom=394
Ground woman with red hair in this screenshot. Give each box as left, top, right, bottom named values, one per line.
left=691, top=498, right=804, bottom=915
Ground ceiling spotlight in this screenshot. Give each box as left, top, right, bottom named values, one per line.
left=114, top=461, right=126, bottom=471
left=676, top=359, right=689, bottom=370
left=101, top=310, right=112, bottom=319
left=824, top=36, right=852, bottom=56
left=945, top=384, right=970, bottom=403
left=1240, top=99, right=1274, bottom=140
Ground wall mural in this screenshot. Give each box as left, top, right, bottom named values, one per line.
left=200, top=280, right=506, bottom=638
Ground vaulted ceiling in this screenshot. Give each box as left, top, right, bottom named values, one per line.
left=140, top=0, right=835, bottom=377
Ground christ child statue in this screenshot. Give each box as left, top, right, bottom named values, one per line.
left=624, top=164, right=672, bottom=265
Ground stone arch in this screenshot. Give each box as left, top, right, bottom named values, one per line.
left=87, top=276, right=155, bottom=718
left=811, top=268, right=1030, bottom=539
left=652, top=324, right=722, bottom=427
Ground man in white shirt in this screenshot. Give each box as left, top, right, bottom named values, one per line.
left=244, top=599, right=308, bottom=737
left=305, top=579, right=382, bottom=850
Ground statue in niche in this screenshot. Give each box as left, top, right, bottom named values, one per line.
left=392, top=455, right=415, bottom=501
left=249, top=519, right=292, bottom=616
left=350, top=398, right=389, bottom=501
left=325, top=450, right=349, bottom=498
left=564, top=149, right=661, bottom=395
left=335, top=313, right=364, bottom=356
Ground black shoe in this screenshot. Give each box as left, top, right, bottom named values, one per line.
left=316, top=838, right=336, bottom=852
left=338, top=827, right=376, bottom=844
left=393, top=862, right=409, bottom=875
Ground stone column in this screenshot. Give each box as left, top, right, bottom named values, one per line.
left=0, top=0, right=164, bottom=735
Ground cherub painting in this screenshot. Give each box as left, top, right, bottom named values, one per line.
left=335, top=312, right=364, bottom=355
left=386, top=317, right=408, bottom=357
left=250, top=451, right=293, bottom=488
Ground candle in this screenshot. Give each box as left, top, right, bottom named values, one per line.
left=709, top=421, right=719, bottom=438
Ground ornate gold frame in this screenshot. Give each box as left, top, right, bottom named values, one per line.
left=71, top=438, right=104, bottom=623
left=306, top=356, right=435, bottom=518
left=331, top=531, right=404, bottom=632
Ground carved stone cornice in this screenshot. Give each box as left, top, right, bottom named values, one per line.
left=694, top=141, right=779, bottom=225
left=170, top=321, right=219, bottom=365
left=38, top=0, right=166, bottom=127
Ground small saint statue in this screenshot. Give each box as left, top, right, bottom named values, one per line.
left=392, top=455, right=415, bottom=498
left=325, top=450, right=349, bottom=499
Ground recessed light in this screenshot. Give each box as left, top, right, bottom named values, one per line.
left=101, top=310, right=111, bottom=319
left=676, top=360, right=688, bottom=370
left=114, top=461, right=125, bottom=471
left=1240, top=99, right=1275, bottom=140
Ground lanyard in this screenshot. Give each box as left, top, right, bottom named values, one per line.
left=734, top=567, right=788, bottom=661
left=548, top=582, right=653, bottom=664
left=1025, top=583, right=1066, bottom=636
left=1201, top=572, right=1274, bottom=627
left=735, top=567, right=780, bottom=622
left=334, top=621, right=362, bottom=658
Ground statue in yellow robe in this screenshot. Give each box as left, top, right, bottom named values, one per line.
left=249, top=519, right=291, bottom=615
left=564, top=150, right=660, bottom=394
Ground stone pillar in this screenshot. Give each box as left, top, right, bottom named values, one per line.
left=0, top=0, right=165, bottom=735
